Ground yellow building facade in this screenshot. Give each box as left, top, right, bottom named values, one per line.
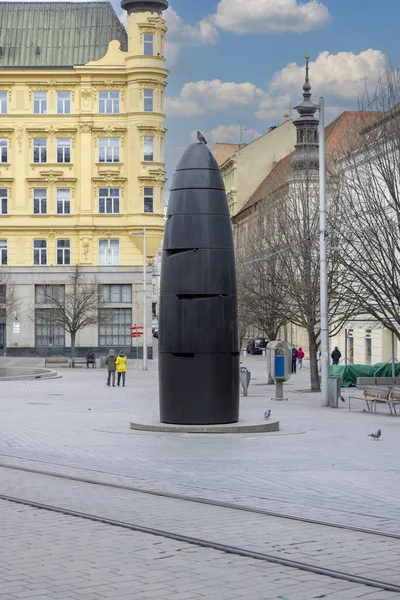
left=0, top=0, right=169, bottom=356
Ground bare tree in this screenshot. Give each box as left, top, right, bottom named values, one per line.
left=265, top=167, right=322, bottom=390
left=0, top=269, right=19, bottom=321
left=236, top=210, right=286, bottom=345
left=335, top=66, right=400, bottom=340
left=237, top=151, right=352, bottom=391
left=43, top=265, right=105, bottom=355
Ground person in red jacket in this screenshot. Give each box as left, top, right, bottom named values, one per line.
left=297, top=347, right=305, bottom=369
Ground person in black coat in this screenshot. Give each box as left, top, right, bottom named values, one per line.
left=331, top=347, right=341, bottom=365
left=291, top=346, right=298, bottom=374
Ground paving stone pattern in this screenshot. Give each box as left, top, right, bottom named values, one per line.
left=0, top=356, right=399, bottom=598
left=0, top=500, right=399, bottom=600
left=1, top=466, right=400, bottom=589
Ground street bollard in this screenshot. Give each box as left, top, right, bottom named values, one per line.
left=242, top=349, right=247, bottom=357
left=240, top=365, right=251, bottom=396
left=262, top=349, right=266, bottom=357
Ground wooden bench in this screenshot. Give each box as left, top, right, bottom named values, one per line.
left=70, top=357, right=96, bottom=368
left=349, top=386, right=394, bottom=413
left=387, top=387, right=400, bottom=415
left=44, top=357, right=71, bottom=368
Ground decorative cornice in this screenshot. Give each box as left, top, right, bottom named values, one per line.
left=92, top=125, right=127, bottom=134
left=80, top=122, right=92, bottom=133
left=93, top=169, right=127, bottom=186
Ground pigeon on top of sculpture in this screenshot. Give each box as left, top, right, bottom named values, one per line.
left=197, top=131, right=207, bottom=144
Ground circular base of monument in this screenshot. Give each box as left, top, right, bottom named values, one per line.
left=130, top=417, right=279, bottom=434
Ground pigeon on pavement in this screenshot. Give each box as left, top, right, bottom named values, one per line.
left=197, top=130, right=207, bottom=144
left=264, top=409, right=271, bottom=420
left=368, top=428, right=382, bottom=440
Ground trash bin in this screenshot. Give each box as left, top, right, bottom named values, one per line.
left=328, top=374, right=341, bottom=408
left=240, top=365, right=251, bottom=396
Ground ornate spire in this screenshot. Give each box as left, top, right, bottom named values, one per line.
left=291, top=54, right=319, bottom=171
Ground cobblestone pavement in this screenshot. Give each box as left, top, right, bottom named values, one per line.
left=1, top=500, right=399, bottom=600
left=1, top=466, right=400, bottom=587
left=0, top=356, right=399, bottom=598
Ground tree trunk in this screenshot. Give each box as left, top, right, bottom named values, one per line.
left=70, top=332, right=76, bottom=363
left=308, top=330, right=320, bottom=391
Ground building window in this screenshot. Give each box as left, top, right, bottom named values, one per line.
left=144, top=136, right=154, bottom=162
left=0, top=139, right=8, bottom=163
left=56, top=188, right=71, bottom=214
left=0, top=240, right=7, bottom=265
left=0, top=91, right=7, bottom=114
left=99, top=138, right=120, bottom=163
left=144, top=187, right=154, bottom=213
left=33, top=138, right=47, bottom=163
left=99, top=308, right=132, bottom=347
left=35, top=284, right=65, bottom=303
left=99, top=239, right=119, bottom=266
left=144, top=33, right=154, bottom=55
left=160, top=137, right=164, bottom=163
left=57, top=138, right=71, bottom=163
left=33, top=240, right=47, bottom=265
left=98, top=188, right=120, bottom=214
left=100, top=284, right=132, bottom=303
left=35, top=309, right=65, bottom=347
left=57, top=240, right=70, bottom=265
left=33, top=189, right=47, bottom=215
left=57, top=91, right=71, bottom=114
left=0, top=189, right=7, bottom=215
left=33, top=91, right=47, bottom=114
left=144, top=89, right=154, bottom=112
left=99, top=91, right=120, bottom=114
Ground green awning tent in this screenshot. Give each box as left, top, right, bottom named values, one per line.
left=330, top=363, right=400, bottom=387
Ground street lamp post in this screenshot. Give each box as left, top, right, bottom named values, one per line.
left=131, top=229, right=148, bottom=371
left=143, top=227, right=148, bottom=371
left=319, top=97, right=329, bottom=407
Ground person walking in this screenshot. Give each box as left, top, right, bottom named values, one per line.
left=316, top=350, right=321, bottom=372
left=331, top=346, right=341, bottom=365
left=291, top=346, right=298, bottom=374
left=297, top=347, right=305, bottom=369
left=116, top=350, right=127, bottom=387
left=106, top=349, right=117, bottom=387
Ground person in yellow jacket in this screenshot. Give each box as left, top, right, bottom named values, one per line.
left=115, top=351, right=127, bottom=387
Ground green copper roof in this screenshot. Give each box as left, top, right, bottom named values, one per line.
left=0, top=2, right=127, bottom=69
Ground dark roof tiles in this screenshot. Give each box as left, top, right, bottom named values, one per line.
left=0, top=2, right=127, bottom=68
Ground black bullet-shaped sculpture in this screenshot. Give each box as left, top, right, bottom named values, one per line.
left=159, top=142, right=240, bottom=425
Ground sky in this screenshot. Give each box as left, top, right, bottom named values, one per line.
left=7, top=0, right=400, bottom=188
left=153, top=0, right=400, bottom=186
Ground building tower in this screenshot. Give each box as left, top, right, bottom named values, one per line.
left=291, top=55, right=319, bottom=171
left=121, top=0, right=169, bottom=245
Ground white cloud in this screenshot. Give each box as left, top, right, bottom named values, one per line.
left=190, top=124, right=262, bottom=146
left=212, top=0, right=332, bottom=35
left=166, top=80, right=264, bottom=117
left=256, top=93, right=292, bottom=120
left=164, top=7, right=218, bottom=65
left=166, top=49, right=387, bottom=123
left=256, top=49, right=387, bottom=120
left=270, top=50, right=386, bottom=101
